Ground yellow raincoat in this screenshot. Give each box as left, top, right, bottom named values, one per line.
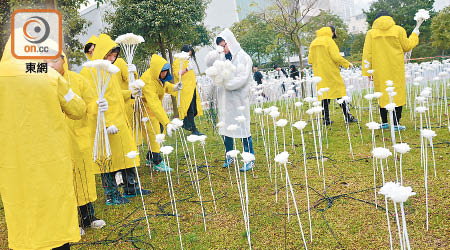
left=114, top=57, right=138, bottom=126
left=63, top=54, right=99, bottom=206
left=173, top=58, right=203, bottom=119
left=308, top=27, right=351, bottom=101
left=84, top=35, right=98, bottom=61
left=80, top=33, right=137, bottom=172
left=0, top=38, right=84, bottom=250
left=362, top=16, right=419, bottom=108
left=140, top=54, right=177, bottom=153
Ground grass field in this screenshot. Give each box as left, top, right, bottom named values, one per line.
left=1, top=101, right=449, bottom=249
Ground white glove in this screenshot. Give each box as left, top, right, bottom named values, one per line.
left=174, top=82, right=183, bottom=91
left=128, top=64, right=137, bottom=73
left=97, top=98, right=108, bottom=112
left=413, top=20, right=423, bottom=35
left=107, top=125, right=119, bottom=134
left=166, top=123, right=176, bottom=137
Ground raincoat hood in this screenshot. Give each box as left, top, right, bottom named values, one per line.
left=92, top=34, right=119, bottom=61
left=373, top=16, right=395, bottom=30
left=61, top=51, right=70, bottom=79
left=148, top=54, right=172, bottom=85
left=84, top=35, right=98, bottom=61
left=316, top=27, right=333, bottom=38
left=217, top=28, right=241, bottom=58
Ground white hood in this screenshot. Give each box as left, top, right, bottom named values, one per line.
left=217, top=28, right=241, bottom=57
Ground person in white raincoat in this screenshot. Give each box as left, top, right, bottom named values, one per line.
left=205, top=28, right=254, bottom=172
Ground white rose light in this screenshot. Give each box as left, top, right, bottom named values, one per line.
left=274, top=151, right=289, bottom=164
left=366, top=122, right=381, bottom=130
left=160, top=146, right=174, bottom=155
left=156, top=134, right=166, bottom=144
left=275, top=119, right=288, bottom=127
left=126, top=151, right=139, bottom=159
left=292, top=121, right=307, bottom=130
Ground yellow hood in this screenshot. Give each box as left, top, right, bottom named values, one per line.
left=373, top=16, right=395, bottom=30
left=92, top=34, right=118, bottom=61
left=316, top=27, right=333, bottom=38
left=61, top=51, right=70, bottom=80
left=148, top=54, right=168, bottom=82
left=84, top=35, right=98, bottom=61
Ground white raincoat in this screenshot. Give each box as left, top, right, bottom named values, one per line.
left=205, top=28, right=253, bottom=138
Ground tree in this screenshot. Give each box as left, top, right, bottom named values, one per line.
left=363, top=0, right=438, bottom=58
left=105, top=0, right=209, bottom=117
left=231, top=13, right=277, bottom=65
left=263, top=0, right=319, bottom=71
left=301, top=10, right=349, bottom=49
left=106, top=0, right=209, bottom=64
left=0, top=0, right=96, bottom=66
left=431, top=6, right=450, bottom=54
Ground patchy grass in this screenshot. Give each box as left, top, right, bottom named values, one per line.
left=1, top=101, right=449, bottom=249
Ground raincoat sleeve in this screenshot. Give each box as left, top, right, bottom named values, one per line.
left=328, top=38, right=350, bottom=69
left=58, top=76, right=86, bottom=120
left=223, top=54, right=252, bottom=91
left=362, top=31, right=373, bottom=76
left=164, top=82, right=177, bottom=97
left=122, top=89, right=132, bottom=101
left=116, top=58, right=138, bottom=86
left=398, top=27, right=419, bottom=53
left=79, top=75, right=98, bottom=116
left=141, top=82, right=171, bottom=126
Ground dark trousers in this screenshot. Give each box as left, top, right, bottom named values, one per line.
left=223, top=136, right=255, bottom=156
left=146, top=151, right=162, bottom=165
left=380, top=106, right=403, bottom=125
left=101, top=167, right=137, bottom=195
left=53, top=243, right=70, bottom=250
left=78, top=202, right=95, bottom=227
left=183, top=91, right=198, bottom=131
left=321, top=98, right=349, bottom=121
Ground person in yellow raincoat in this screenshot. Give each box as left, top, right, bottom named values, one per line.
left=46, top=52, right=107, bottom=234
left=84, top=35, right=98, bottom=61
left=0, top=37, right=85, bottom=250
left=308, top=26, right=357, bottom=125
left=173, top=45, right=204, bottom=135
left=80, top=34, right=150, bottom=205
left=114, top=55, right=138, bottom=126
left=139, top=54, right=182, bottom=172
left=362, top=11, right=419, bottom=131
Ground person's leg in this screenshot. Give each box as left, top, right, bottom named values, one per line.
left=380, top=107, right=388, bottom=124
left=322, top=99, right=332, bottom=124
left=52, top=243, right=70, bottom=250
left=101, top=172, right=129, bottom=205
left=223, top=136, right=234, bottom=153
left=241, top=136, right=255, bottom=171
left=122, top=167, right=151, bottom=196
left=101, top=172, right=118, bottom=197
left=379, top=107, right=389, bottom=129
left=394, top=106, right=403, bottom=125
left=121, top=167, right=136, bottom=194
left=223, top=136, right=234, bottom=168
left=242, top=136, right=255, bottom=155
left=78, top=203, right=91, bottom=227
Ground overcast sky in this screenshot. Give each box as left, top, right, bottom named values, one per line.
left=80, top=0, right=449, bottom=14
